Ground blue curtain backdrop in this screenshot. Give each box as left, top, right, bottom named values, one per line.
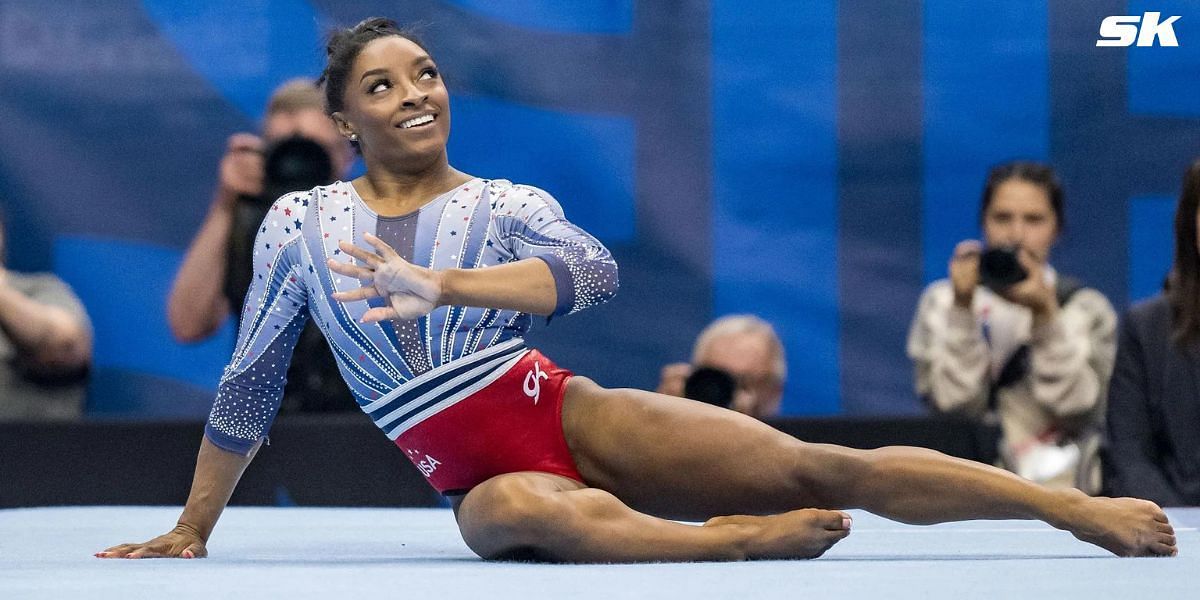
left=0, top=0, right=1196, bottom=417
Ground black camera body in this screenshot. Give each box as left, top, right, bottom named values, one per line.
left=978, top=246, right=1028, bottom=293
left=683, top=367, right=736, bottom=409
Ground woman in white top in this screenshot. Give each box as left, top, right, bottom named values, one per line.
left=908, top=161, right=1116, bottom=494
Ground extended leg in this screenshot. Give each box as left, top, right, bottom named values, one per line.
left=562, top=377, right=1176, bottom=557
left=453, top=471, right=851, bottom=563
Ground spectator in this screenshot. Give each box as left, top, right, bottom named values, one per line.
left=1105, top=158, right=1200, bottom=506
left=907, top=161, right=1116, bottom=494
left=657, top=314, right=786, bottom=418
left=168, top=79, right=355, bottom=412
left=0, top=207, right=92, bottom=420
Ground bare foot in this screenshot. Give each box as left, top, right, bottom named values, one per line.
left=706, top=508, right=852, bottom=560
left=1064, top=496, right=1177, bottom=557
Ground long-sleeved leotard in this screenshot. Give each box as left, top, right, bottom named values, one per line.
left=204, top=178, right=618, bottom=457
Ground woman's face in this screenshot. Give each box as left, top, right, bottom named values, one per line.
left=982, top=178, right=1059, bottom=262
left=334, top=36, right=451, bottom=168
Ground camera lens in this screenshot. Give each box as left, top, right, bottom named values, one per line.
left=978, top=246, right=1028, bottom=292
left=262, top=136, right=334, bottom=204
left=683, top=367, right=736, bottom=409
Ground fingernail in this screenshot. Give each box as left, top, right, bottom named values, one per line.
left=182, top=550, right=194, bottom=559
left=842, top=517, right=852, bottom=529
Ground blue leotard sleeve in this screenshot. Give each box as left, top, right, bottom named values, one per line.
left=204, top=192, right=312, bottom=455
left=491, top=184, right=619, bottom=317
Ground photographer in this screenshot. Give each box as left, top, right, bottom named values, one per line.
left=168, top=79, right=355, bottom=412
left=656, top=314, right=786, bottom=419
left=907, top=161, right=1116, bottom=494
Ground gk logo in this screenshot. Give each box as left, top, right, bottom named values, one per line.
left=1097, top=12, right=1181, bottom=47
left=523, top=361, right=549, bottom=404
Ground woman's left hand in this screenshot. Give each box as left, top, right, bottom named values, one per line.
left=327, top=232, right=444, bottom=322
left=1001, top=247, right=1059, bottom=319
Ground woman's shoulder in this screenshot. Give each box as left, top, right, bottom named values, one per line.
left=483, top=179, right=564, bottom=214
left=485, top=179, right=553, bottom=197
left=270, top=182, right=349, bottom=215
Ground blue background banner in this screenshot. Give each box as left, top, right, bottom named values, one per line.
left=1, top=0, right=1197, bottom=417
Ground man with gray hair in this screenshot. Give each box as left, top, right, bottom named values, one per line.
left=656, top=314, right=787, bottom=419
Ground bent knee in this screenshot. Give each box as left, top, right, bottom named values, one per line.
left=456, top=474, right=566, bottom=560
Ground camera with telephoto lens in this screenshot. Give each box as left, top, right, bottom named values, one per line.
left=251, top=135, right=334, bottom=210
left=978, top=245, right=1029, bottom=293
left=683, top=367, right=736, bottom=409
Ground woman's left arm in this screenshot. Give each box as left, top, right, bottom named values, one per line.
left=330, top=185, right=617, bottom=322
left=439, top=258, right=558, bottom=316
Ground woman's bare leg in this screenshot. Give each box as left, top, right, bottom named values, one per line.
left=561, top=377, right=1176, bottom=557
left=453, top=471, right=851, bottom=562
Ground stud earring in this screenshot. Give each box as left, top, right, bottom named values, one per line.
left=348, top=134, right=358, bottom=142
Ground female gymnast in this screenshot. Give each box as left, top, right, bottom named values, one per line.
left=99, top=18, right=1176, bottom=562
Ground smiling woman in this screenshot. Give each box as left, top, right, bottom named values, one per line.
left=98, top=18, right=1176, bottom=563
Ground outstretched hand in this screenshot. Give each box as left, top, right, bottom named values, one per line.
left=328, top=232, right=444, bottom=322
left=95, top=524, right=207, bottom=559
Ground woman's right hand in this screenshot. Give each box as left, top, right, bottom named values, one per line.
left=95, top=523, right=207, bottom=559
left=948, top=240, right=982, bottom=308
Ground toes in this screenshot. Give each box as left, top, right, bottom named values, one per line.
left=817, top=510, right=852, bottom=531
left=1148, top=504, right=1170, bottom=523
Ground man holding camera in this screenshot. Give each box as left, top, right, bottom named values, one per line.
left=656, top=314, right=786, bottom=419
left=168, top=79, right=356, bottom=413
left=906, top=162, right=1116, bottom=495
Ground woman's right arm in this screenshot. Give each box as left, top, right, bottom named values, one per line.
left=99, top=191, right=315, bottom=558
left=96, top=437, right=259, bottom=558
